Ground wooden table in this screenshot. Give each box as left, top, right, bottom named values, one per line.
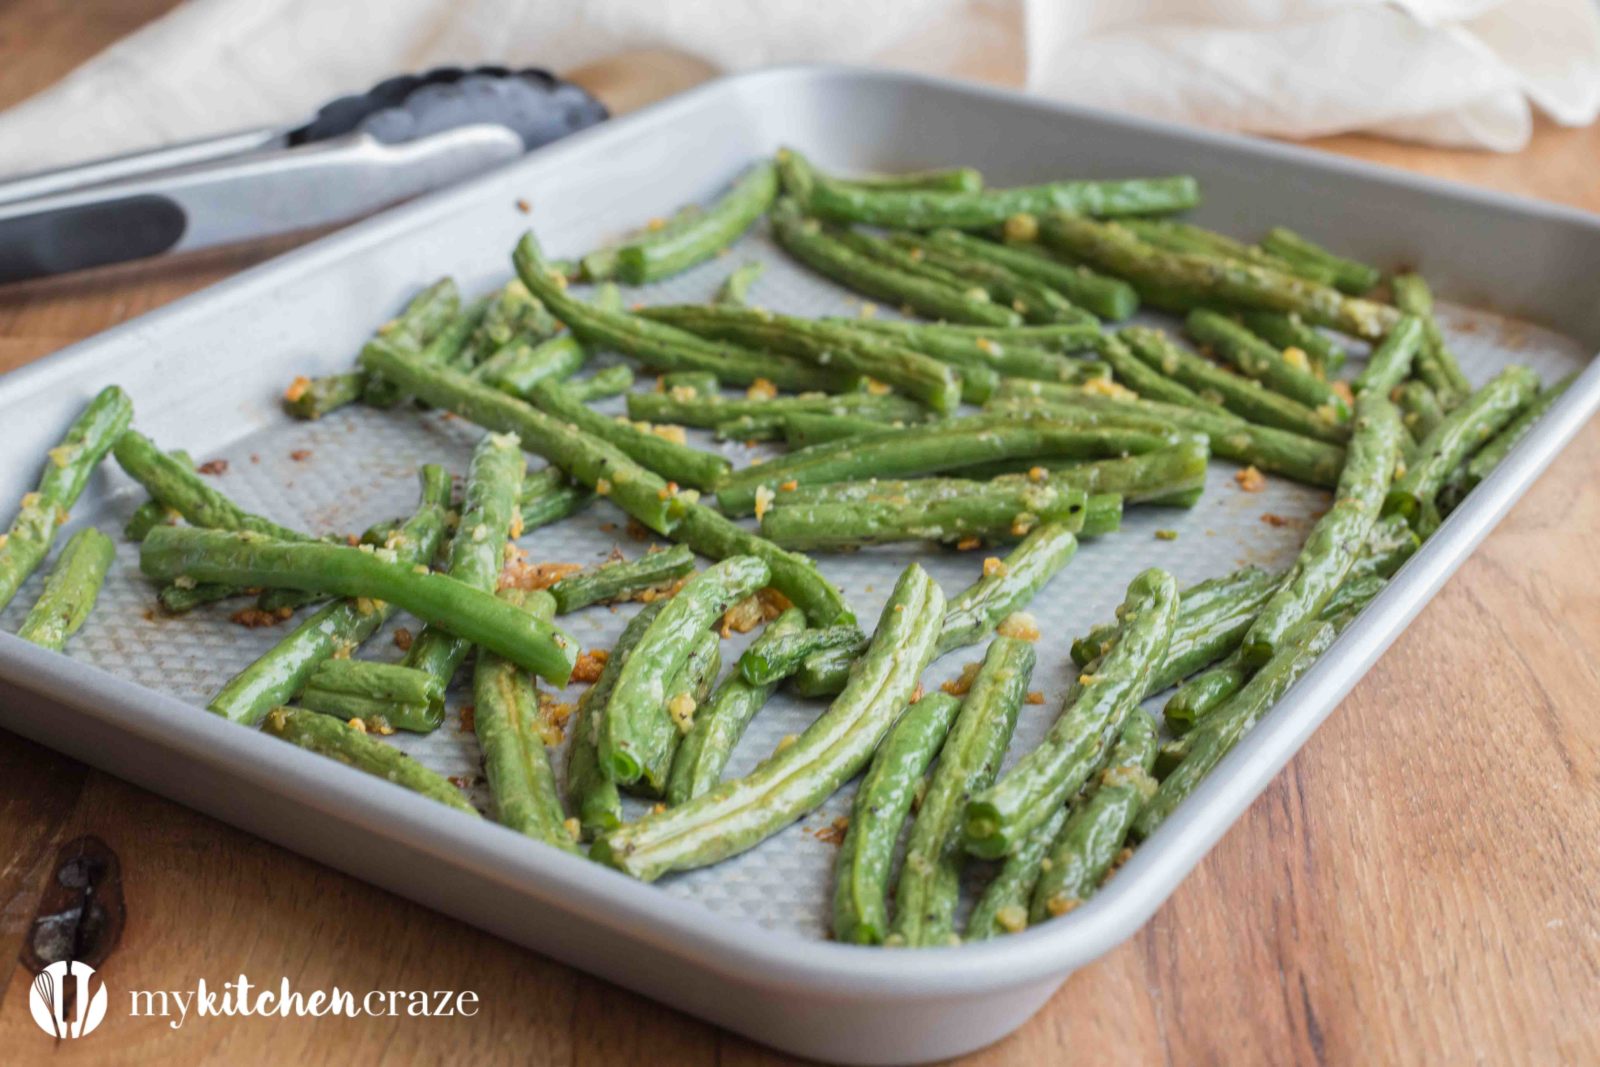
left=3, top=3, right=1598, bottom=1062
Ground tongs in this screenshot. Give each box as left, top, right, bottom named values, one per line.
left=0, top=66, right=607, bottom=285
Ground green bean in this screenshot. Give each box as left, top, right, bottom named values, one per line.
left=580, top=206, right=705, bottom=282
left=917, top=230, right=1138, bottom=320
left=527, top=378, right=730, bottom=491
left=519, top=467, right=594, bottom=531
left=781, top=412, right=911, bottom=447
left=590, top=562, right=944, bottom=881
left=661, top=627, right=723, bottom=744
left=566, top=600, right=665, bottom=839
left=892, top=635, right=1036, bottom=946
left=770, top=202, right=1022, bottom=327
left=833, top=691, right=962, bottom=945
left=399, top=431, right=525, bottom=708
left=1259, top=227, right=1381, bottom=294
left=738, top=624, right=866, bottom=687
left=124, top=449, right=192, bottom=541
left=1396, top=381, right=1445, bottom=445
left=141, top=526, right=578, bottom=684
left=671, top=502, right=853, bottom=627
left=989, top=382, right=1347, bottom=487
left=358, top=338, right=687, bottom=535
left=1084, top=333, right=1229, bottom=414
left=760, top=482, right=1090, bottom=551
left=879, top=231, right=1092, bottom=324
left=667, top=607, right=808, bottom=806
left=1456, top=372, right=1574, bottom=497
left=1029, top=710, right=1158, bottom=921
left=627, top=389, right=923, bottom=430
left=1390, top=273, right=1471, bottom=406
left=1040, top=214, right=1398, bottom=340
left=1135, top=617, right=1342, bottom=839
left=472, top=588, right=577, bottom=850
left=1237, top=311, right=1348, bottom=376
left=298, top=660, right=444, bottom=733
left=841, top=317, right=1104, bottom=356
left=1121, top=326, right=1347, bottom=443
left=362, top=279, right=464, bottom=407
left=599, top=556, right=770, bottom=790
left=785, top=147, right=1200, bottom=228
left=207, top=466, right=451, bottom=726
left=457, top=279, right=559, bottom=369
left=964, top=797, right=1072, bottom=940
left=262, top=707, right=478, bottom=815
left=640, top=304, right=963, bottom=413
left=1243, top=393, right=1405, bottom=664
left=516, top=233, right=854, bottom=392
left=477, top=335, right=586, bottom=398
left=548, top=545, right=696, bottom=614
left=714, top=261, right=766, bottom=306
left=963, top=568, right=1177, bottom=858
left=1185, top=309, right=1351, bottom=420
left=286, top=279, right=455, bottom=418
left=830, top=166, right=983, bottom=194
left=1351, top=315, right=1426, bottom=399
left=562, top=364, right=636, bottom=402
left=1119, top=218, right=1335, bottom=285
left=15, top=527, right=116, bottom=650
left=0, top=386, right=133, bottom=613
left=612, top=162, right=778, bottom=283
left=716, top=419, right=1171, bottom=517
left=1384, top=366, right=1540, bottom=524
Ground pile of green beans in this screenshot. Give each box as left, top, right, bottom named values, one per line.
left=6, top=148, right=1568, bottom=951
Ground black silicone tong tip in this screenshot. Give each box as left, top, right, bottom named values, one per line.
left=290, top=66, right=608, bottom=152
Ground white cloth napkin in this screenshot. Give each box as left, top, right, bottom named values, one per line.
left=1, top=0, right=1596, bottom=177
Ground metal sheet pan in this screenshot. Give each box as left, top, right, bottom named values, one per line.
left=1, top=66, right=1597, bottom=1064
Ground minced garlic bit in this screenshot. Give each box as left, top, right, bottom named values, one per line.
left=863, top=378, right=892, bottom=396
left=571, top=648, right=610, bottom=684
left=284, top=376, right=312, bottom=402
left=458, top=705, right=476, bottom=733
left=1045, top=895, right=1080, bottom=917
left=650, top=423, right=688, bottom=446
left=1331, top=379, right=1355, bottom=405
left=668, top=384, right=699, bottom=403
left=1025, top=691, right=1045, bottom=705
left=746, top=378, right=778, bottom=402
left=1155, top=529, right=1179, bottom=541
left=982, top=557, right=1009, bottom=579
left=995, top=904, right=1029, bottom=934
left=955, top=536, right=982, bottom=551
left=470, top=522, right=489, bottom=543
left=47, top=444, right=77, bottom=468
left=19, top=492, right=41, bottom=510
left=668, top=691, right=697, bottom=733
left=347, top=718, right=369, bottom=734
left=997, top=612, right=1040, bottom=642
left=1234, top=466, right=1267, bottom=492
left=564, top=817, right=582, bottom=841
left=172, top=575, right=197, bottom=590
left=646, top=216, right=667, bottom=232
left=1003, top=213, right=1039, bottom=243
left=595, top=478, right=612, bottom=496
left=355, top=597, right=377, bottom=616
left=753, top=484, right=776, bottom=521
left=779, top=479, right=799, bottom=492
left=393, top=627, right=414, bottom=651
left=1282, top=345, right=1310, bottom=370
left=1009, top=515, right=1036, bottom=538
left=1083, top=376, right=1138, bottom=400
left=500, top=559, right=582, bottom=591
left=1026, top=466, right=1048, bottom=483
left=940, top=661, right=983, bottom=697
left=858, top=302, right=879, bottom=319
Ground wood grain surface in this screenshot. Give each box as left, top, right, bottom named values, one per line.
left=2, top=2, right=1598, bottom=1062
